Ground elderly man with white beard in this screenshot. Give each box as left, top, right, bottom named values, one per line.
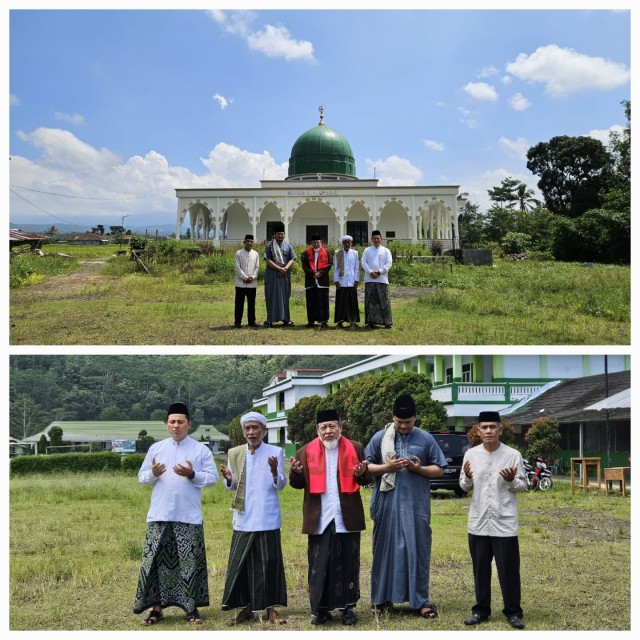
left=289, top=409, right=372, bottom=626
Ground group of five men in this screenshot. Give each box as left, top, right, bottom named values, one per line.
left=134, top=401, right=527, bottom=629
left=234, top=224, right=394, bottom=329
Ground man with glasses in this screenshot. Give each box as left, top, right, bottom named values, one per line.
left=460, top=411, right=527, bottom=629
left=289, top=409, right=371, bottom=626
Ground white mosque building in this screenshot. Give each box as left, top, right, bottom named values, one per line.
left=175, top=107, right=465, bottom=247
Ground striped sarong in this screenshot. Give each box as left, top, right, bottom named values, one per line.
left=221, top=529, right=288, bottom=612
left=133, top=521, right=209, bottom=614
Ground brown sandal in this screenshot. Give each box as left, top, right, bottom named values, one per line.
left=266, top=609, right=287, bottom=624
left=228, top=607, right=254, bottom=626
left=142, top=609, right=163, bottom=625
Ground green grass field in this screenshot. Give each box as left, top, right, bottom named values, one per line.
left=9, top=245, right=630, bottom=345
left=10, top=468, right=630, bottom=631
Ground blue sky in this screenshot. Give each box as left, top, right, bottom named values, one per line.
left=7, top=4, right=631, bottom=229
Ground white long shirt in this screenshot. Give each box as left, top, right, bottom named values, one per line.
left=234, top=248, right=260, bottom=288
left=459, top=442, right=527, bottom=537
left=224, top=443, right=287, bottom=532
left=334, top=248, right=360, bottom=287
left=362, top=245, right=393, bottom=284
left=139, top=436, right=219, bottom=525
left=315, top=443, right=348, bottom=535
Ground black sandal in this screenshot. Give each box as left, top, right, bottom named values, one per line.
left=187, top=609, right=203, bottom=624
left=142, top=609, right=163, bottom=625
left=419, top=604, right=438, bottom=619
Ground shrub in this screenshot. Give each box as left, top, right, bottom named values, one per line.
left=10, top=451, right=123, bottom=476
left=501, top=232, right=532, bottom=255
left=121, top=453, right=146, bottom=473
left=524, top=418, right=561, bottom=462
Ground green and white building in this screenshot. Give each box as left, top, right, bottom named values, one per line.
left=253, top=354, right=630, bottom=457
left=176, top=108, right=464, bottom=247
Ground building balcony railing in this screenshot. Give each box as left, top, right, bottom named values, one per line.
left=431, top=382, right=544, bottom=404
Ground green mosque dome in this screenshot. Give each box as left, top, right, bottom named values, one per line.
left=287, top=107, right=357, bottom=180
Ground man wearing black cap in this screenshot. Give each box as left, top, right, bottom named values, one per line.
left=289, top=409, right=372, bottom=626
left=362, top=230, right=393, bottom=329
left=234, top=234, right=260, bottom=328
left=263, top=223, right=297, bottom=327
left=460, top=411, right=527, bottom=629
left=133, top=403, right=218, bottom=626
left=301, top=234, right=333, bottom=328
left=364, top=395, right=447, bottom=620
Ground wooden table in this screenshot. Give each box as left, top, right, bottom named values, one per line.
left=604, top=467, right=630, bottom=496
left=570, top=457, right=601, bottom=494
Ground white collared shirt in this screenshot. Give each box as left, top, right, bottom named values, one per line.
left=224, top=443, right=287, bottom=532
left=334, top=248, right=360, bottom=286
left=459, top=442, right=527, bottom=536
left=362, top=245, right=393, bottom=284
left=234, top=248, right=260, bottom=288
left=139, top=436, right=219, bottom=524
left=315, top=443, right=348, bottom=534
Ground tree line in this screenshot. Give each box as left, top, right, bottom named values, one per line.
left=9, top=355, right=361, bottom=440
left=459, top=100, right=630, bottom=264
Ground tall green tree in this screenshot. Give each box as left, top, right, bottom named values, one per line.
left=526, top=135, right=613, bottom=217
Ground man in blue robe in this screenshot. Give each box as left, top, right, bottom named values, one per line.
left=364, top=394, right=447, bottom=619
left=263, top=222, right=296, bottom=327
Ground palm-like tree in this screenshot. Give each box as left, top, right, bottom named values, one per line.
left=514, top=183, right=541, bottom=213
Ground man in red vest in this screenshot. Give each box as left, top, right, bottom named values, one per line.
left=289, top=409, right=371, bottom=625
left=300, top=234, right=333, bottom=328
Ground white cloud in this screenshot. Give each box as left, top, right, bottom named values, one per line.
left=212, top=93, right=232, bottom=110
left=199, top=142, right=287, bottom=185
left=247, top=24, right=315, bottom=62
left=54, top=111, right=86, bottom=125
left=9, top=127, right=288, bottom=223
left=478, top=65, right=499, bottom=78
left=506, top=44, right=630, bottom=97
left=498, top=136, right=530, bottom=160
left=457, top=107, right=477, bottom=129
left=508, top=93, right=531, bottom=112
left=365, top=156, right=422, bottom=186
left=11, top=94, right=21, bottom=107
left=208, top=10, right=314, bottom=62
left=422, top=139, right=445, bottom=152
left=587, top=124, right=625, bottom=146
left=463, top=82, right=498, bottom=102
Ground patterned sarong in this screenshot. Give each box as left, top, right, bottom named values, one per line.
left=221, top=529, right=288, bottom=612
left=133, top=521, right=209, bottom=614
left=364, top=282, right=392, bottom=325
left=308, top=521, right=361, bottom=614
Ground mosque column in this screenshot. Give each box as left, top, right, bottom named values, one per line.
left=175, top=201, right=183, bottom=239
left=212, top=198, right=222, bottom=247
left=252, top=196, right=258, bottom=240
left=411, top=196, right=418, bottom=243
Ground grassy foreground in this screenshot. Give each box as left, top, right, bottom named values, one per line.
left=9, top=245, right=630, bottom=345
left=10, top=468, right=630, bottom=631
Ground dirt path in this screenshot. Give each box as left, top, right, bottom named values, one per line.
left=24, top=259, right=110, bottom=294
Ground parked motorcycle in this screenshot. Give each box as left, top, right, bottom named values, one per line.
left=523, top=456, right=553, bottom=491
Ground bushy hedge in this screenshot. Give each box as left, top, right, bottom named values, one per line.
left=121, top=453, right=146, bottom=473
left=10, top=451, right=143, bottom=476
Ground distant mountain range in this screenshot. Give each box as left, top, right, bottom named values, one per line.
left=9, top=222, right=178, bottom=235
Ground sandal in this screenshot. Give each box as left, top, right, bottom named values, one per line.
left=141, top=609, right=163, bottom=625
left=419, top=604, right=438, bottom=619
left=186, top=609, right=203, bottom=624
left=228, top=607, right=254, bottom=626
left=266, top=609, right=287, bottom=624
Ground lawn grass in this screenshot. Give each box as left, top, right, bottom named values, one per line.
left=9, top=245, right=630, bottom=345
left=9, top=469, right=630, bottom=631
